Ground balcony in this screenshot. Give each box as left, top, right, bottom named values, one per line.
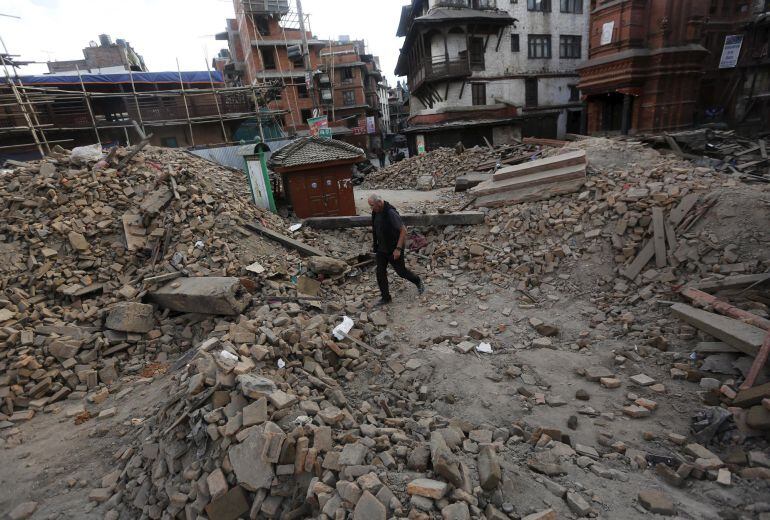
left=240, top=0, right=289, bottom=15
left=434, top=0, right=498, bottom=9
left=408, top=55, right=472, bottom=93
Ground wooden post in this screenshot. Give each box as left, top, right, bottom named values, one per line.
left=127, top=67, right=146, bottom=139
left=204, top=55, right=228, bottom=143
left=176, top=58, right=196, bottom=147
left=75, top=65, right=101, bottom=146
left=0, top=54, right=45, bottom=157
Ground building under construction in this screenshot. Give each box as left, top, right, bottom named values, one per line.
left=0, top=68, right=288, bottom=161
left=214, top=0, right=387, bottom=151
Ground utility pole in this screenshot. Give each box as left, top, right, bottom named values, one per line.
left=296, top=0, right=317, bottom=114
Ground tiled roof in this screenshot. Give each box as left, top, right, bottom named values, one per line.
left=268, top=137, right=365, bottom=169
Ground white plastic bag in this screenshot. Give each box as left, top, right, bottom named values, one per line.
left=476, top=342, right=493, bottom=354
left=70, top=143, right=104, bottom=164
left=332, top=316, right=354, bottom=341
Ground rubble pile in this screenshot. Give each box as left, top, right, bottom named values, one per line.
left=363, top=144, right=540, bottom=190
left=0, top=145, right=291, bottom=425
left=106, top=307, right=528, bottom=520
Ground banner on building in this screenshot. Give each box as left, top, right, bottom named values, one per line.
left=600, top=21, right=614, bottom=45
left=415, top=134, right=426, bottom=155
left=366, top=116, right=376, bottom=135
left=307, top=116, right=329, bottom=137
left=719, top=35, right=743, bottom=69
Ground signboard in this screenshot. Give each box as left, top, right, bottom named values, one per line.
left=307, top=116, right=328, bottom=137
left=366, top=116, right=376, bottom=135
left=415, top=134, right=426, bottom=155
left=244, top=152, right=276, bottom=212
left=601, top=21, right=614, bottom=45
left=719, top=35, right=743, bottom=69
left=318, top=128, right=332, bottom=138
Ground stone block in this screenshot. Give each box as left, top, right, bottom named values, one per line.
left=105, top=302, right=155, bottom=333
left=150, top=277, right=251, bottom=316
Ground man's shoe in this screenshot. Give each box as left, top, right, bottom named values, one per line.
left=417, top=280, right=425, bottom=295
left=374, top=297, right=392, bottom=307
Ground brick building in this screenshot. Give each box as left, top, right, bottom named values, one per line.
left=216, top=1, right=386, bottom=150
left=47, top=34, right=147, bottom=74
left=732, top=0, right=770, bottom=133
left=395, top=0, right=589, bottom=152
left=577, top=0, right=754, bottom=135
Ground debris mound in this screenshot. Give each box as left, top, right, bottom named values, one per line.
left=0, top=145, right=286, bottom=423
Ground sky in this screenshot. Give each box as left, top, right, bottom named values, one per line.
left=0, top=0, right=406, bottom=85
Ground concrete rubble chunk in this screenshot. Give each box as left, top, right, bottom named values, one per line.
left=353, top=490, right=386, bottom=520
left=638, top=489, right=676, bottom=516
left=228, top=422, right=281, bottom=491
left=205, top=485, right=250, bottom=520
left=407, top=478, right=448, bottom=499
left=8, top=502, right=38, bottom=520
left=442, top=501, right=471, bottom=520
left=478, top=445, right=502, bottom=490
left=238, top=374, right=277, bottom=399
left=105, top=302, right=155, bottom=333
left=149, top=277, right=251, bottom=316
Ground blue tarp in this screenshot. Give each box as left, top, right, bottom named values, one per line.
left=4, top=71, right=224, bottom=86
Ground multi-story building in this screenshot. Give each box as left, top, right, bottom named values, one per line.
left=577, top=0, right=756, bottom=135
left=732, top=0, right=770, bottom=133
left=216, top=1, right=386, bottom=150
left=46, top=34, right=147, bottom=74
left=395, top=0, right=588, bottom=151
left=388, top=82, right=411, bottom=135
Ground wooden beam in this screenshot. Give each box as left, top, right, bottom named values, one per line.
left=652, top=207, right=667, bottom=268
left=671, top=303, right=766, bottom=357
left=244, top=223, right=325, bottom=257
left=688, top=273, right=770, bottom=293
left=695, top=341, right=740, bottom=354
left=303, top=212, right=486, bottom=230
left=471, top=165, right=586, bottom=197
left=740, top=330, right=770, bottom=391
left=622, top=193, right=699, bottom=280
left=491, top=150, right=586, bottom=182
left=679, top=287, right=770, bottom=331
left=759, top=139, right=767, bottom=159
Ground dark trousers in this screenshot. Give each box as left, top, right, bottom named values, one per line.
left=376, top=252, right=420, bottom=299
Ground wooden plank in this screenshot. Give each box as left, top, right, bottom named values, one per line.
left=244, top=223, right=325, bottom=257
left=695, top=341, right=740, bottom=354
left=680, top=287, right=770, bottom=330
left=622, top=194, right=699, bottom=280
left=671, top=303, right=766, bottom=357
left=759, top=139, right=767, bottom=159
left=664, top=218, right=678, bottom=253
left=491, top=150, right=586, bottom=182
left=470, top=164, right=586, bottom=197
left=733, top=382, right=770, bottom=408
left=736, top=159, right=767, bottom=171
left=652, top=207, right=667, bottom=268
left=740, top=330, right=770, bottom=390
left=735, top=144, right=761, bottom=156
left=474, top=178, right=586, bottom=208
left=122, top=212, right=147, bottom=252
left=689, top=273, right=770, bottom=293
left=303, top=212, right=486, bottom=230
left=522, top=137, right=567, bottom=147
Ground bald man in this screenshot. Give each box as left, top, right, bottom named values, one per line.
left=368, top=195, right=424, bottom=306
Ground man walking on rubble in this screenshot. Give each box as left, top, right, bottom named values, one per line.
left=368, top=194, right=424, bottom=306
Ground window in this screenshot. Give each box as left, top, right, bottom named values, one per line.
left=511, top=34, right=520, bottom=52
left=528, top=35, right=552, bottom=58
left=472, top=83, right=486, bottom=106
left=342, top=90, right=356, bottom=106
left=300, top=109, right=313, bottom=123
left=346, top=116, right=359, bottom=128
left=560, top=0, right=582, bottom=12
left=261, top=48, right=276, bottom=70
left=469, top=37, right=486, bottom=70
left=161, top=137, right=179, bottom=148
left=297, top=84, right=309, bottom=98
left=528, top=0, right=551, bottom=11
left=341, top=67, right=354, bottom=81
left=254, top=16, right=270, bottom=36
left=525, top=78, right=538, bottom=107
left=560, top=35, right=582, bottom=59
left=569, top=85, right=580, bottom=102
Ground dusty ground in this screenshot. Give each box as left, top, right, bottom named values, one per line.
left=1, top=183, right=769, bottom=519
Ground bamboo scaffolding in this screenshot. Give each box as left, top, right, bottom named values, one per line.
left=176, top=58, right=196, bottom=147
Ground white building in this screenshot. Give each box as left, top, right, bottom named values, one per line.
left=395, top=0, right=588, bottom=150
left=378, top=78, right=392, bottom=136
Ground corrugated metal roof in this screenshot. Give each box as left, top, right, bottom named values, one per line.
left=268, top=136, right=364, bottom=169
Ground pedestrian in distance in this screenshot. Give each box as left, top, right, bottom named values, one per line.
left=368, top=194, right=424, bottom=306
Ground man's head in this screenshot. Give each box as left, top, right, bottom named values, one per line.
left=368, top=194, right=385, bottom=213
